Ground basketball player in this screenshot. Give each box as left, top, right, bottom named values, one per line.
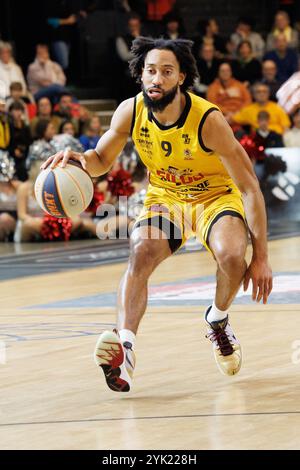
left=42, top=37, right=273, bottom=391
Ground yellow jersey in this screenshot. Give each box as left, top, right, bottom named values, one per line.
left=131, top=91, right=237, bottom=201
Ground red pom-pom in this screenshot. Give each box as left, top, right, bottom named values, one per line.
left=87, top=188, right=105, bottom=216
left=239, top=134, right=266, bottom=161
left=41, top=214, right=72, bottom=241
left=107, top=167, right=135, bottom=197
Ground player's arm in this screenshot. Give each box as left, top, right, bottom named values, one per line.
left=202, top=111, right=273, bottom=303
left=41, top=98, right=134, bottom=177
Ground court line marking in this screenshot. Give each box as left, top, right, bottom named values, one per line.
left=1, top=410, right=300, bottom=427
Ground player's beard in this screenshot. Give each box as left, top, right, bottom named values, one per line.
left=142, top=83, right=179, bottom=112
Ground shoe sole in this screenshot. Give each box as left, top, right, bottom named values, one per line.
left=214, top=347, right=242, bottom=376
left=94, top=330, right=131, bottom=392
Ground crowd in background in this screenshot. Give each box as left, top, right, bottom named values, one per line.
left=116, top=9, right=300, bottom=142
left=1, top=3, right=300, bottom=243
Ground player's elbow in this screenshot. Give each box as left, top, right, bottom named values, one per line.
left=88, top=162, right=111, bottom=178
left=239, top=178, right=261, bottom=197
left=85, top=150, right=111, bottom=177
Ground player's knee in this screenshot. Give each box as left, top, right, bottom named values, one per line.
left=129, top=240, right=159, bottom=276
left=214, top=245, right=246, bottom=274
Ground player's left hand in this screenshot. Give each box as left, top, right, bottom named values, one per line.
left=243, top=258, right=273, bottom=304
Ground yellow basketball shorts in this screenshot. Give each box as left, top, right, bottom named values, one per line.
left=133, top=184, right=246, bottom=254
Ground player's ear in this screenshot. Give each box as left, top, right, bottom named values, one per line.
left=179, top=72, right=186, bottom=86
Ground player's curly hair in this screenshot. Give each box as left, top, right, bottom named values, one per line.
left=129, top=37, right=199, bottom=91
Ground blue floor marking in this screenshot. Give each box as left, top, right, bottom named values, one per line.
left=24, top=273, right=300, bottom=309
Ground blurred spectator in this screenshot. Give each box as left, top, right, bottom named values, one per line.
left=59, top=119, right=77, bottom=136
left=6, top=82, right=27, bottom=109
left=207, top=62, right=252, bottom=121
left=223, top=38, right=237, bottom=62
left=35, top=119, right=57, bottom=142
left=79, top=115, right=102, bottom=151
left=5, top=82, right=32, bottom=124
left=27, top=44, right=68, bottom=103
left=0, top=42, right=27, bottom=95
left=278, top=0, right=300, bottom=19
left=195, top=44, right=221, bottom=94
left=266, top=10, right=298, bottom=51
left=234, top=40, right=262, bottom=85
left=115, top=13, right=142, bottom=101
left=232, top=82, right=290, bottom=134
left=283, top=108, right=300, bottom=146
left=30, top=97, right=62, bottom=138
left=264, top=33, right=298, bottom=82
left=116, top=1, right=147, bottom=18
left=50, top=134, right=83, bottom=160
left=46, top=0, right=86, bottom=70
left=146, top=0, right=175, bottom=20
left=115, top=13, right=141, bottom=62
left=0, top=167, right=18, bottom=242
left=145, top=0, right=176, bottom=35
left=8, top=102, right=31, bottom=181
left=53, top=93, right=90, bottom=134
left=29, top=121, right=84, bottom=169
left=51, top=132, right=83, bottom=155
left=261, top=60, right=282, bottom=102
left=27, top=119, right=57, bottom=166
left=162, top=12, right=185, bottom=40
left=193, top=18, right=226, bottom=60
left=0, top=95, right=10, bottom=150
left=231, top=17, right=265, bottom=60
left=255, top=110, right=284, bottom=147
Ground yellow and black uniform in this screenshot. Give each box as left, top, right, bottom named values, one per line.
left=131, top=91, right=245, bottom=253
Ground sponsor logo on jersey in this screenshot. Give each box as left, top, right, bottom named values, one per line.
left=140, top=126, right=150, bottom=138
left=184, top=149, right=194, bottom=160
left=136, top=138, right=153, bottom=147
left=156, top=168, right=207, bottom=187
left=182, top=133, right=191, bottom=144
left=136, top=138, right=153, bottom=158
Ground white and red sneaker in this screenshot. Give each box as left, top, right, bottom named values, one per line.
left=205, top=306, right=242, bottom=376
left=94, top=330, right=135, bottom=392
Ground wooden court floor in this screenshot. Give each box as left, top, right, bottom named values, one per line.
left=1, top=236, right=300, bottom=450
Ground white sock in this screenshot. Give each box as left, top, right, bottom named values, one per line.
left=206, top=302, right=229, bottom=323
left=119, top=329, right=136, bottom=349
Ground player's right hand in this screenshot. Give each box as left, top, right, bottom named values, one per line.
left=40, top=149, right=87, bottom=171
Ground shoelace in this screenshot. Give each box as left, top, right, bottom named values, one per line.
left=206, top=328, right=234, bottom=356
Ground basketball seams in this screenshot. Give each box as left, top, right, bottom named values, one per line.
left=62, top=166, right=88, bottom=207
left=68, top=159, right=93, bottom=179
left=34, top=171, right=48, bottom=213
